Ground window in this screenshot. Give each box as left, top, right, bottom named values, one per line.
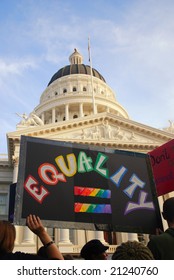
left=0, top=193, right=8, bottom=215
left=83, top=87, right=87, bottom=91
left=63, top=88, right=67, bottom=93
left=73, top=114, right=78, bottom=119
left=73, top=87, right=77, bottom=92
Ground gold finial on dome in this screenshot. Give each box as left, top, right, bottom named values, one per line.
left=69, top=48, right=83, bottom=65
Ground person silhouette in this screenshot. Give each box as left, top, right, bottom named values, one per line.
left=112, top=240, right=154, bottom=260
left=148, top=197, right=174, bottom=259
left=80, top=239, right=109, bottom=260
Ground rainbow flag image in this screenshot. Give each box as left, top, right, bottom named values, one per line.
left=74, top=186, right=112, bottom=214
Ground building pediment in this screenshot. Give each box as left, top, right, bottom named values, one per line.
left=7, top=112, right=174, bottom=162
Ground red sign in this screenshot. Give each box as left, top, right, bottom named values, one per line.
left=148, top=139, right=174, bottom=196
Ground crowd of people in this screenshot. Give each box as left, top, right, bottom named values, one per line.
left=0, top=197, right=174, bottom=260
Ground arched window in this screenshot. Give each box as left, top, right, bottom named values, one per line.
left=73, top=114, right=78, bottom=119
left=55, top=92, right=58, bottom=96
left=83, top=87, right=87, bottom=91
left=73, top=87, right=77, bottom=92
left=63, top=88, right=67, bottom=93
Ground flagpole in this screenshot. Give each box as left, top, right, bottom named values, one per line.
left=88, top=37, right=96, bottom=114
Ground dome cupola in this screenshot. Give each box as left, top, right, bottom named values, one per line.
left=33, top=48, right=129, bottom=125
left=69, top=48, right=83, bottom=64
left=47, top=49, right=106, bottom=86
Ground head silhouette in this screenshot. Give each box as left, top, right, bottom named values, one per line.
left=162, top=197, right=174, bottom=226
left=80, top=239, right=109, bottom=260
left=0, top=220, right=16, bottom=256
left=112, top=241, right=154, bottom=260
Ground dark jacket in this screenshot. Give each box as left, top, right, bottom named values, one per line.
left=147, top=228, right=174, bottom=260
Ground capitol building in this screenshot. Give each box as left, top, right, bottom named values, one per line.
left=0, top=48, right=174, bottom=255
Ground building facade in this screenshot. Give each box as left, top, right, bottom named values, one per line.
left=0, top=49, right=174, bottom=255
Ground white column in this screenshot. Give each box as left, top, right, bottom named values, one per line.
left=65, top=104, right=69, bottom=120
left=127, top=233, right=138, bottom=241
left=41, top=113, right=45, bottom=124
left=86, top=230, right=107, bottom=244
left=95, top=104, right=98, bottom=114
left=73, top=229, right=86, bottom=246
left=95, top=231, right=107, bottom=244
left=86, top=230, right=95, bottom=241
left=116, top=232, right=129, bottom=245
left=12, top=156, right=18, bottom=183
left=54, top=228, right=60, bottom=244
left=79, top=103, right=84, bottom=117
left=22, top=227, right=35, bottom=244
left=59, top=229, right=72, bottom=244
left=52, top=107, right=56, bottom=123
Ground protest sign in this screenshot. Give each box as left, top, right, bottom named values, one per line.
left=148, top=139, right=174, bottom=196
left=14, top=136, right=162, bottom=234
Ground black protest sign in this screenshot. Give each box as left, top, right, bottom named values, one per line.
left=14, top=136, right=163, bottom=234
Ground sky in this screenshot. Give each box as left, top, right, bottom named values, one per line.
left=1, top=0, right=174, bottom=154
